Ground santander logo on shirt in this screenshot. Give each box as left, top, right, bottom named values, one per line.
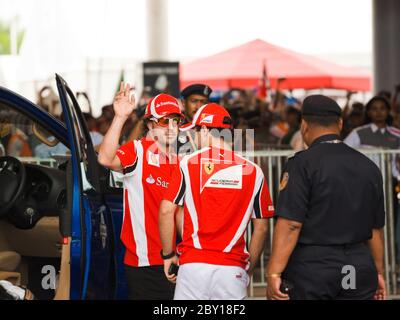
left=146, top=174, right=156, bottom=184
left=145, top=174, right=169, bottom=188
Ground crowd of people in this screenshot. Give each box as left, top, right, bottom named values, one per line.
left=49, top=82, right=400, bottom=152
left=2, top=81, right=400, bottom=161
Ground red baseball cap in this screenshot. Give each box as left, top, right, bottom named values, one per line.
left=144, top=93, right=184, bottom=119
left=180, top=103, right=232, bottom=131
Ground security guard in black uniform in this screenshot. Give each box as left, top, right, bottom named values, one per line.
left=266, top=95, right=386, bottom=300
left=180, top=83, right=212, bottom=121
left=177, top=84, right=212, bottom=156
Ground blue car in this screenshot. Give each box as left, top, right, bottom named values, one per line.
left=0, top=74, right=128, bottom=300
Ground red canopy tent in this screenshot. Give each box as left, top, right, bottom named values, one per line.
left=180, top=39, right=371, bottom=92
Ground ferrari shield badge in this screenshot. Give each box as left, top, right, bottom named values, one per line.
left=204, top=162, right=214, bottom=175
left=279, top=172, right=289, bottom=191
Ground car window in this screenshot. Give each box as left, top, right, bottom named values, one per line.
left=62, top=87, right=92, bottom=183
left=0, top=102, right=70, bottom=168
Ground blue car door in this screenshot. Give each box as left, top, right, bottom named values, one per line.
left=102, top=183, right=128, bottom=299
left=55, top=74, right=116, bottom=299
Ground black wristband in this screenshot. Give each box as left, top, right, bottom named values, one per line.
left=160, top=250, right=176, bottom=260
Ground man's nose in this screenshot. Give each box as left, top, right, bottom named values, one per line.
left=168, top=119, right=177, bottom=130
left=195, top=101, right=205, bottom=108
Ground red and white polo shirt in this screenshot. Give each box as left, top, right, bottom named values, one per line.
left=116, top=137, right=178, bottom=267
left=164, top=146, right=274, bottom=269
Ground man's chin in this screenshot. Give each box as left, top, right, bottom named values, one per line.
left=156, top=137, right=177, bottom=147
left=166, top=136, right=177, bottom=143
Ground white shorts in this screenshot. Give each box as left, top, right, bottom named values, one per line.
left=174, top=263, right=249, bottom=300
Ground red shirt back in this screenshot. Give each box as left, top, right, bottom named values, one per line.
left=164, top=146, right=274, bottom=269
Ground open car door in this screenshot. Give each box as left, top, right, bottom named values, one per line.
left=55, top=74, right=116, bottom=299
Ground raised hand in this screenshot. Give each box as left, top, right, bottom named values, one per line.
left=113, top=82, right=136, bottom=119
left=346, top=90, right=355, bottom=99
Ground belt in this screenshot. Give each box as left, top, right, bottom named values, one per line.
left=297, top=242, right=365, bottom=249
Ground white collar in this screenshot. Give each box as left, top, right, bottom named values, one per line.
left=370, top=123, right=386, bottom=134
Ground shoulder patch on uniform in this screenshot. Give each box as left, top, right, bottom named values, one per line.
left=279, top=172, right=289, bottom=191
left=178, top=134, right=188, bottom=144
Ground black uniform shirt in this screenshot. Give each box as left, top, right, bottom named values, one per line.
left=276, top=134, right=386, bottom=245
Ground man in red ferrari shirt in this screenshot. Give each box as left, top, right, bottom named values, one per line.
left=159, top=103, right=274, bottom=300
left=98, top=83, right=184, bottom=299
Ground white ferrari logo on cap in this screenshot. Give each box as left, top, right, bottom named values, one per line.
left=200, top=114, right=214, bottom=124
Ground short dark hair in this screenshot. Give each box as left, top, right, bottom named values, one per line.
left=364, top=95, right=392, bottom=125
left=142, top=117, right=151, bottom=136
left=365, top=96, right=390, bottom=112
left=303, top=115, right=341, bottom=127
left=194, top=126, right=234, bottom=139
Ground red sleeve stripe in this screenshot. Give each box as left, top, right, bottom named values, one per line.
left=173, top=168, right=186, bottom=205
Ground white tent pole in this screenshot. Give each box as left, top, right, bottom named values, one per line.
left=146, top=0, right=168, bottom=61
left=95, top=0, right=109, bottom=109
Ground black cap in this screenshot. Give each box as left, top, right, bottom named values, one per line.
left=302, top=94, right=342, bottom=117
left=181, top=84, right=212, bottom=99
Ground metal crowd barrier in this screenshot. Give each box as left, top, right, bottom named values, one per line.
left=19, top=157, right=58, bottom=168
left=243, top=149, right=400, bottom=299
left=20, top=150, right=400, bottom=299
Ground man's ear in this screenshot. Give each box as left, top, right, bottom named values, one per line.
left=146, top=121, right=154, bottom=131
left=181, top=99, right=188, bottom=113
left=338, top=118, right=343, bottom=131
left=300, top=119, right=309, bottom=146
left=300, top=119, right=307, bottom=133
